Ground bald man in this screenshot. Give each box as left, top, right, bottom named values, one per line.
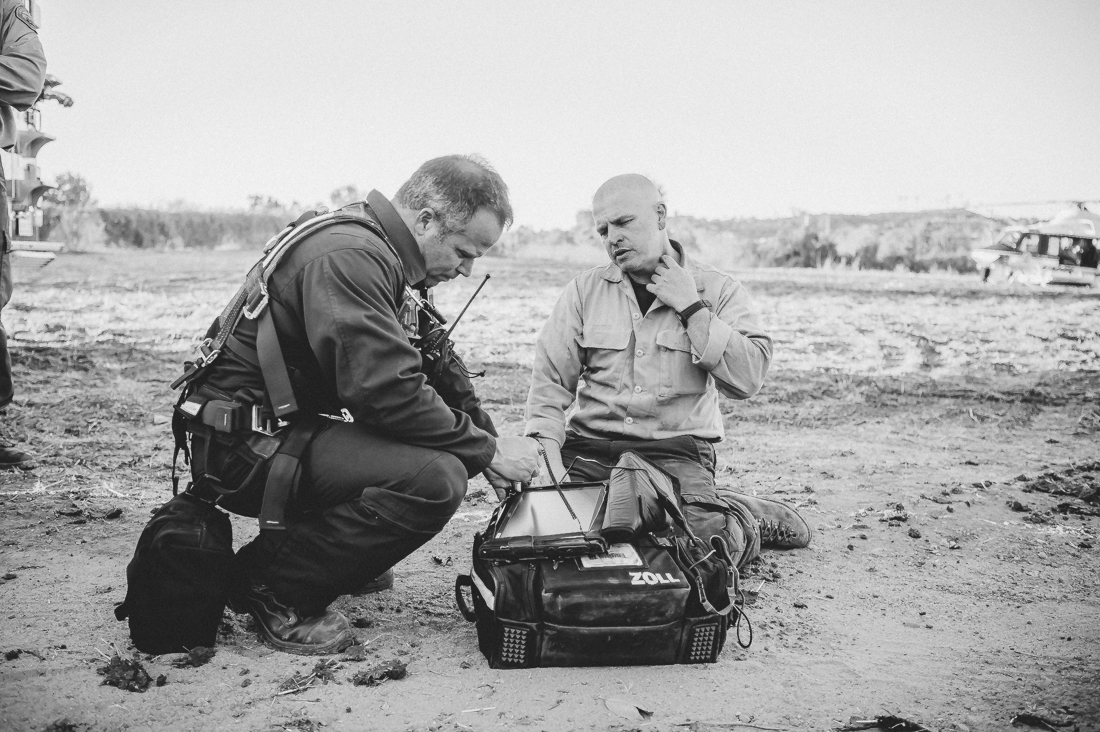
left=523, top=174, right=810, bottom=572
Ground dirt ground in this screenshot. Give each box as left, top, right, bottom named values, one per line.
left=0, top=251, right=1097, bottom=732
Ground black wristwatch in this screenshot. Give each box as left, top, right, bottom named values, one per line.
left=677, top=299, right=710, bottom=326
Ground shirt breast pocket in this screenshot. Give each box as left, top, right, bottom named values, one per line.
left=655, top=330, right=708, bottom=399
left=578, top=325, right=632, bottom=391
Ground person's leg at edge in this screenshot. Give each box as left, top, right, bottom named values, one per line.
left=0, top=176, right=34, bottom=471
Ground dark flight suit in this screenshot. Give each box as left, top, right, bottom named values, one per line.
left=198, top=192, right=497, bottom=616
left=0, top=0, right=45, bottom=408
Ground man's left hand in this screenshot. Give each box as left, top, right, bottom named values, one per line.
left=647, top=254, right=698, bottom=312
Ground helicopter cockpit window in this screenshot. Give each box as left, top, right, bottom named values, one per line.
left=1080, top=239, right=1099, bottom=269
left=995, top=230, right=1022, bottom=249
left=1054, top=237, right=1078, bottom=265
left=1020, top=233, right=1041, bottom=254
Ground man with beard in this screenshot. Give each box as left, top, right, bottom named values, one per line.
left=525, top=174, right=811, bottom=574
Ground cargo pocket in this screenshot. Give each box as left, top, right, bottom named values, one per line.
left=656, top=330, right=707, bottom=399
left=578, top=324, right=632, bottom=391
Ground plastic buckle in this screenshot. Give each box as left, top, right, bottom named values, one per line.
left=242, top=281, right=269, bottom=320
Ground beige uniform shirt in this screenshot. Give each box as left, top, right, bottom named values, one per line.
left=525, top=245, right=772, bottom=446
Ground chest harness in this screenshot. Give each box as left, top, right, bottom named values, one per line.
left=171, top=204, right=414, bottom=531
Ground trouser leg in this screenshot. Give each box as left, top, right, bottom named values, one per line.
left=0, top=319, right=12, bottom=410
left=0, top=193, right=13, bottom=409
left=560, top=434, right=760, bottom=570
left=235, top=422, right=469, bottom=616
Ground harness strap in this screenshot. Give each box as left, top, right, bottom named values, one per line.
left=224, top=333, right=259, bottom=367
left=258, top=416, right=324, bottom=531
left=256, top=306, right=298, bottom=419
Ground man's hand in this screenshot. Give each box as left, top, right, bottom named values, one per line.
left=533, top=436, right=569, bottom=485
left=488, top=436, right=541, bottom=487
left=647, top=254, right=698, bottom=312
left=483, top=468, right=516, bottom=502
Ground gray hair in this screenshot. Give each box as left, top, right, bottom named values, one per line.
left=395, top=154, right=513, bottom=233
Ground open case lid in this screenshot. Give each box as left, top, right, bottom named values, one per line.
left=478, top=482, right=609, bottom=560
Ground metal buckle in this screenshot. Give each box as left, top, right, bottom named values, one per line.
left=251, top=405, right=285, bottom=436
left=242, top=281, right=269, bottom=320
left=196, top=348, right=220, bottom=369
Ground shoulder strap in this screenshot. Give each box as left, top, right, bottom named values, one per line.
left=171, top=208, right=388, bottom=405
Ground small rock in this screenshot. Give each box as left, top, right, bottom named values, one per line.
left=155, top=674, right=167, bottom=687
left=105, top=508, right=123, bottom=520
left=238, top=668, right=250, bottom=676
left=240, top=678, right=251, bottom=688
left=2, top=573, right=16, bottom=580
left=793, top=601, right=807, bottom=609
left=908, top=528, right=922, bottom=539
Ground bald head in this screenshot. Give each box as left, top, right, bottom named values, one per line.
left=593, top=173, right=663, bottom=211
left=592, top=174, right=672, bottom=281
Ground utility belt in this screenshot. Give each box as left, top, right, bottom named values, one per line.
left=172, top=384, right=328, bottom=532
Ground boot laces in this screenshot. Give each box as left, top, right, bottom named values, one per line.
left=758, top=517, right=796, bottom=544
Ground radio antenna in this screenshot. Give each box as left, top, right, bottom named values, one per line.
left=443, top=274, right=490, bottom=340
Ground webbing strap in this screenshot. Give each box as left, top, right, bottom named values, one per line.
left=258, top=417, right=323, bottom=531
left=256, top=306, right=297, bottom=419
left=225, top=333, right=259, bottom=367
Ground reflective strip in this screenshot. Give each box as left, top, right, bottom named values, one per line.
left=471, top=569, right=495, bottom=611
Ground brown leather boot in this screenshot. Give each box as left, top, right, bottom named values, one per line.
left=721, top=491, right=812, bottom=549
left=231, top=585, right=354, bottom=655
left=351, top=568, right=394, bottom=596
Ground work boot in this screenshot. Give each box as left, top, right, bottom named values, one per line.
left=721, top=491, right=812, bottom=549
left=351, top=568, right=394, bottom=596
left=230, top=585, right=354, bottom=655
left=0, top=441, right=35, bottom=471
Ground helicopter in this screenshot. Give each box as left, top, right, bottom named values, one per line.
left=970, top=201, right=1100, bottom=287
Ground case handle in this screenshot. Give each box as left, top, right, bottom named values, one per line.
left=454, top=575, right=478, bottom=622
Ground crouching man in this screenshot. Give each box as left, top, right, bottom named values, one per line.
left=180, top=155, right=539, bottom=654
left=525, top=174, right=811, bottom=572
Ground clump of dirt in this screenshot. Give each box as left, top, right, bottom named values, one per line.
left=1021, top=461, right=1100, bottom=503
left=349, top=658, right=407, bottom=687
left=42, top=718, right=90, bottom=732
left=96, top=654, right=152, bottom=692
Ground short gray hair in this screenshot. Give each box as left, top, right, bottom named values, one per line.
left=395, top=154, right=513, bottom=233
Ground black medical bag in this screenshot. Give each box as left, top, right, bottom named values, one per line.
left=456, top=453, right=747, bottom=668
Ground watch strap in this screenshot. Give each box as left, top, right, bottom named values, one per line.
left=677, top=299, right=710, bottom=325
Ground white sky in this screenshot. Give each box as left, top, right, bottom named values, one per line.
left=33, top=0, right=1100, bottom=229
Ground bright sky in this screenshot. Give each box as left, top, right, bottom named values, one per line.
left=34, top=0, right=1100, bottom=229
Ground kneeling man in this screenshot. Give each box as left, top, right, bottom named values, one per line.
left=525, top=174, right=810, bottom=570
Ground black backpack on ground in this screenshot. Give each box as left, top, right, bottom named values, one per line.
left=114, top=493, right=235, bottom=654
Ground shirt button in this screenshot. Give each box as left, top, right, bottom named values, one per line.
left=632, top=313, right=640, bottom=321
left=625, top=417, right=634, bottom=425
left=635, top=349, right=644, bottom=357
left=634, top=386, right=643, bottom=393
